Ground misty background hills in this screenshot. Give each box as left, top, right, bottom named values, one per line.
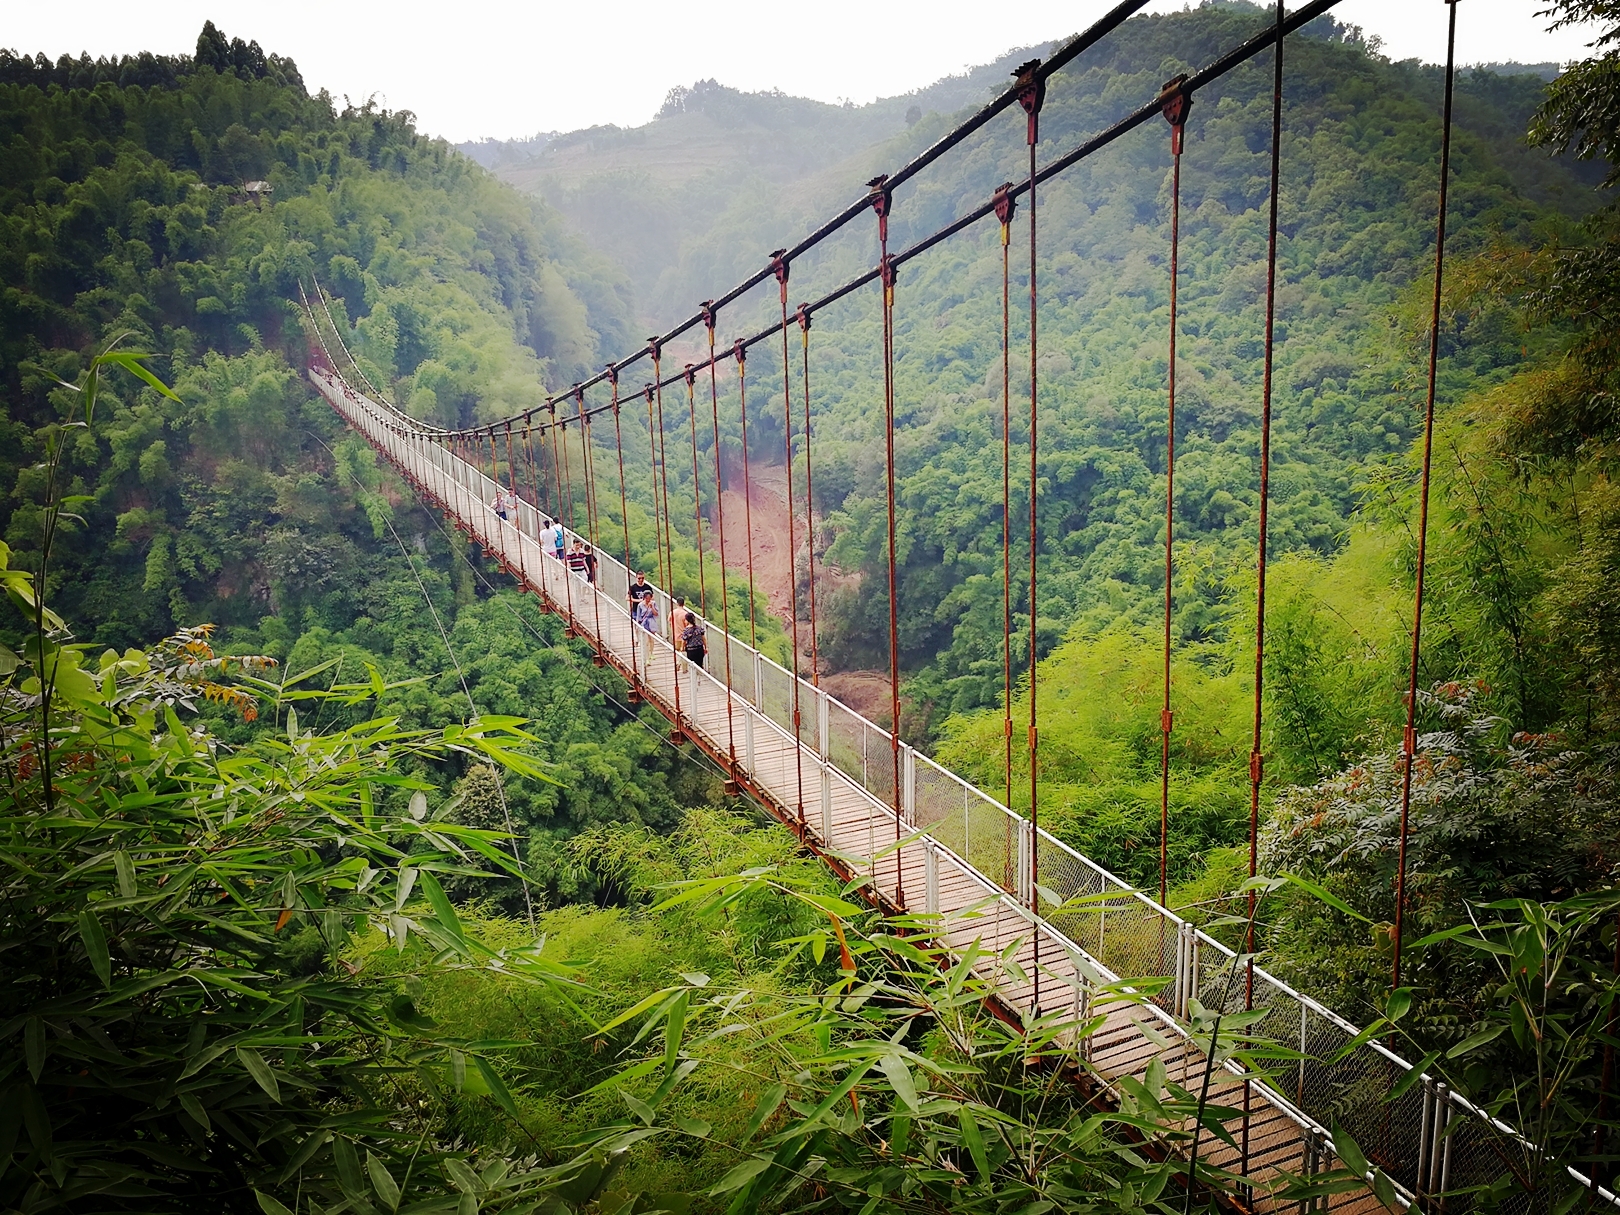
left=457, top=21, right=1590, bottom=334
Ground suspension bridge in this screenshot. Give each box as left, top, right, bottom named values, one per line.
left=302, top=0, right=1615, bottom=1210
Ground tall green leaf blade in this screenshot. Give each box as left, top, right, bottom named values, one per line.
left=78, top=909, right=111, bottom=988
left=237, top=1046, right=281, bottom=1103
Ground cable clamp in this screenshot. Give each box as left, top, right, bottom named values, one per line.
left=867, top=174, right=892, bottom=243
left=880, top=253, right=898, bottom=301
left=770, top=248, right=790, bottom=302
left=700, top=300, right=717, bottom=334
left=683, top=363, right=696, bottom=389
left=1158, top=74, right=1193, bottom=155
left=1013, top=59, right=1045, bottom=145
left=1249, top=750, right=1263, bottom=785
left=796, top=303, right=812, bottom=333
left=1162, top=709, right=1174, bottom=735
left=992, top=180, right=1017, bottom=242
left=1403, top=725, right=1417, bottom=758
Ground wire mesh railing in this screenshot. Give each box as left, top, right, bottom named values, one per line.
left=316, top=367, right=1616, bottom=1215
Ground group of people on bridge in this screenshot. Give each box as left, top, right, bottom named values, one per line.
left=491, top=490, right=708, bottom=673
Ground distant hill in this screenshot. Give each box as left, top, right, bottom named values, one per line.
left=483, top=19, right=1600, bottom=329
left=484, top=47, right=1059, bottom=315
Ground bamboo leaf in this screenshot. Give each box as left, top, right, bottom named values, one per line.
left=878, top=1053, right=920, bottom=1112
left=24, top=1019, right=44, bottom=1082
left=78, top=908, right=112, bottom=988
left=743, top=1082, right=787, bottom=1141
left=709, top=1156, right=771, bottom=1195
left=417, top=870, right=466, bottom=949
left=237, top=1046, right=281, bottom=1103
left=959, top=1106, right=991, bottom=1182
left=1333, top=1123, right=1370, bottom=1178
left=663, top=990, right=688, bottom=1076
left=1279, top=872, right=1371, bottom=923
left=1446, top=1022, right=1508, bottom=1059
left=367, top=1152, right=402, bottom=1210
left=472, top=1055, right=519, bottom=1118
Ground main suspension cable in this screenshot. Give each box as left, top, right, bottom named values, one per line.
left=415, top=0, right=1341, bottom=447
left=1393, top=0, right=1460, bottom=994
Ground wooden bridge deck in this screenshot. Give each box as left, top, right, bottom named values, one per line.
left=318, top=370, right=1382, bottom=1214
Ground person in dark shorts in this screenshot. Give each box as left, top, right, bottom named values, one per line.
left=629, top=571, right=654, bottom=614
left=672, top=596, right=704, bottom=669
left=681, top=611, right=706, bottom=668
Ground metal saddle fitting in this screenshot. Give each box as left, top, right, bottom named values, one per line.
left=1013, top=58, right=1045, bottom=144
left=1158, top=74, right=1193, bottom=154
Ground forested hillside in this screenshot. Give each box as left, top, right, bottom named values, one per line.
left=1, top=23, right=631, bottom=646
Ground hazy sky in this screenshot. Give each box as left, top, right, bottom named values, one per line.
left=5, top=0, right=1599, bottom=143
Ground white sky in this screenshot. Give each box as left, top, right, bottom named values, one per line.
left=4, top=0, right=1600, bottom=143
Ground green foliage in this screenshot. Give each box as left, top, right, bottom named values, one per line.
left=0, top=603, right=584, bottom=1209
left=0, top=24, right=629, bottom=653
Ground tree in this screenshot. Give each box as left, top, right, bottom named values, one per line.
left=194, top=20, right=230, bottom=73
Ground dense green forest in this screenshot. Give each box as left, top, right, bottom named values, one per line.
left=4, top=3, right=1620, bottom=1210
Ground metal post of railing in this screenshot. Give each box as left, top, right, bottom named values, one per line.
left=867, top=785, right=876, bottom=883
left=1077, top=971, right=1091, bottom=1062
left=1301, top=1127, right=1321, bottom=1215
left=1418, top=1078, right=1435, bottom=1209
left=925, top=838, right=939, bottom=915
left=744, top=702, right=755, bottom=774
left=818, top=689, right=829, bottom=760
left=902, top=745, right=916, bottom=826
left=819, top=765, right=833, bottom=844
left=1430, top=1084, right=1452, bottom=1202
left=1298, top=1001, right=1308, bottom=1109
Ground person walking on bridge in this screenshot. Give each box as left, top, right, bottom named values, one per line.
left=677, top=597, right=706, bottom=670
left=629, top=570, right=654, bottom=615
left=632, top=586, right=659, bottom=671
left=566, top=540, right=589, bottom=580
